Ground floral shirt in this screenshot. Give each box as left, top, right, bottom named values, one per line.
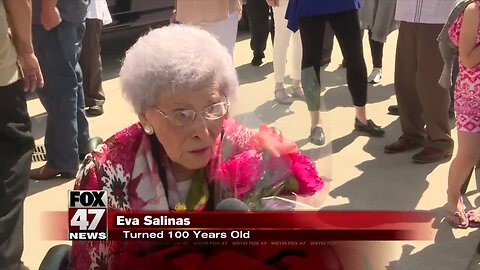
left=69, top=118, right=323, bottom=269
left=69, top=119, right=259, bottom=269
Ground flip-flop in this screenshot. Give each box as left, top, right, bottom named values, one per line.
left=447, top=197, right=469, bottom=229
left=447, top=211, right=469, bottom=229
left=467, top=210, right=480, bottom=228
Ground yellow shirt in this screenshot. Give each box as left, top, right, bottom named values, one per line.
left=176, top=0, right=242, bottom=24
left=0, top=0, right=20, bottom=87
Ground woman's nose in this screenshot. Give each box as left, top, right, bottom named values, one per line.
left=190, top=116, right=211, bottom=139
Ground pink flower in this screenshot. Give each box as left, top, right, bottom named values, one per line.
left=252, top=124, right=299, bottom=157
left=215, top=150, right=264, bottom=198
left=288, top=152, right=324, bottom=196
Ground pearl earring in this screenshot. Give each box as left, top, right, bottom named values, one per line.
left=143, top=124, right=154, bottom=135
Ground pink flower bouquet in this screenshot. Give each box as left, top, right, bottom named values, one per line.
left=213, top=123, right=324, bottom=210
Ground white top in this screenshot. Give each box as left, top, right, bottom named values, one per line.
left=395, top=0, right=455, bottom=24
left=86, top=0, right=113, bottom=25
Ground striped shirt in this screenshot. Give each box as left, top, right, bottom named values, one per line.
left=395, top=0, right=455, bottom=24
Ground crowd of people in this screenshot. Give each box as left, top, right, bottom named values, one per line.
left=1, top=0, right=480, bottom=269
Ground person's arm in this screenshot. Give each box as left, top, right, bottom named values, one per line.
left=459, top=3, right=480, bottom=68
left=40, top=0, right=61, bottom=30
left=266, top=0, right=278, bottom=7
left=3, top=0, right=44, bottom=91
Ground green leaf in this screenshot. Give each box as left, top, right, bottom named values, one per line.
left=283, top=176, right=299, bottom=192
left=185, top=169, right=209, bottom=210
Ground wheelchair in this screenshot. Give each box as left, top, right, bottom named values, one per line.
left=39, top=244, right=71, bottom=270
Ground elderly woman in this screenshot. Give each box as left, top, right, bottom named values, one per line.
left=69, top=25, right=323, bottom=269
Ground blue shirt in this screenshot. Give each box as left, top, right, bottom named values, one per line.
left=286, top=0, right=361, bottom=32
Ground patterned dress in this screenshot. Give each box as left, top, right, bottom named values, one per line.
left=449, top=4, right=480, bottom=133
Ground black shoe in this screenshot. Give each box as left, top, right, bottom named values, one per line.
left=309, top=127, right=325, bottom=146
left=354, top=118, right=385, bottom=137
left=79, top=136, right=104, bottom=161
left=251, top=55, right=263, bottom=66
left=86, top=105, right=104, bottom=117
left=387, top=105, right=399, bottom=115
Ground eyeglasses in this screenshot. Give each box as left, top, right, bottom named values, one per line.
left=154, top=101, right=230, bottom=127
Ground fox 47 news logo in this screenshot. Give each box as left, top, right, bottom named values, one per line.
left=68, top=190, right=107, bottom=240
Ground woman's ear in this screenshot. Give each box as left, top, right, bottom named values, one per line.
left=138, top=113, right=148, bottom=126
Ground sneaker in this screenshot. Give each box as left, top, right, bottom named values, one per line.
left=368, top=68, right=382, bottom=84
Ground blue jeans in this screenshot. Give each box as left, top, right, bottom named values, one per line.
left=33, top=21, right=90, bottom=172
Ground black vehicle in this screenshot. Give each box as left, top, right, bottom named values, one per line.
left=104, top=0, right=175, bottom=32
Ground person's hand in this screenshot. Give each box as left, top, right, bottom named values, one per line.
left=169, top=9, right=177, bottom=24
left=41, top=6, right=61, bottom=31
left=266, top=0, right=278, bottom=7
left=17, top=53, right=44, bottom=92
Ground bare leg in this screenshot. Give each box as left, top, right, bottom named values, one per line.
left=355, top=106, right=367, bottom=124
left=447, top=130, right=480, bottom=226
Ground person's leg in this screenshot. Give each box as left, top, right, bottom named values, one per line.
left=299, top=15, right=326, bottom=145
left=446, top=130, right=480, bottom=227
left=328, top=11, right=367, bottom=108
left=290, top=28, right=304, bottom=99
left=367, top=30, right=384, bottom=84
left=32, top=21, right=90, bottom=177
left=271, top=0, right=294, bottom=104
left=412, top=23, right=453, bottom=162
left=321, top=22, right=334, bottom=66
left=0, top=81, right=33, bottom=269
left=79, top=18, right=105, bottom=116
left=246, top=0, right=270, bottom=65
left=328, top=10, right=384, bottom=137
left=369, top=32, right=384, bottom=69
left=393, top=22, right=426, bottom=144
left=272, top=0, right=290, bottom=85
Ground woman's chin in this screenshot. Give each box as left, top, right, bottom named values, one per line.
left=183, top=154, right=212, bottom=170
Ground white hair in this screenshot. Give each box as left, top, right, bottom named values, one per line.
left=120, top=24, right=238, bottom=114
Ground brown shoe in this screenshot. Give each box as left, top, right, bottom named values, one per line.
left=412, top=147, right=453, bottom=163
left=384, top=136, right=423, bottom=154
left=30, top=164, right=76, bottom=180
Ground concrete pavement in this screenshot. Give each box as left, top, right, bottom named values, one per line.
left=23, top=27, right=480, bottom=269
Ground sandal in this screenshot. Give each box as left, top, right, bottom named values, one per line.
left=292, top=86, right=305, bottom=100
left=274, top=89, right=294, bottom=105
left=447, top=197, right=469, bottom=229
